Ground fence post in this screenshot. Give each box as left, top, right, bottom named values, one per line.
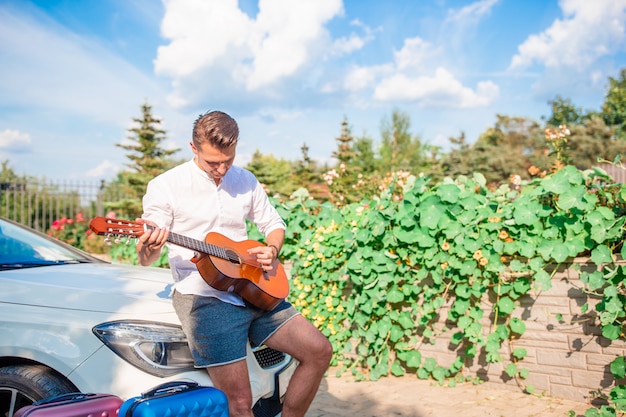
left=97, top=179, right=105, bottom=217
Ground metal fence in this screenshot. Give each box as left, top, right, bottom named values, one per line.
left=0, top=179, right=130, bottom=232
left=598, top=163, right=626, bottom=184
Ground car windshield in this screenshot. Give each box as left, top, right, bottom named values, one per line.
left=0, top=218, right=92, bottom=269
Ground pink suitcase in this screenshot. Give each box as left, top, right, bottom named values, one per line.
left=14, top=392, right=122, bottom=417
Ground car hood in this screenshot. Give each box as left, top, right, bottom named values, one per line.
left=0, top=262, right=176, bottom=316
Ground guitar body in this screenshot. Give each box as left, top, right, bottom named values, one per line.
left=191, top=232, right=289, bottom=311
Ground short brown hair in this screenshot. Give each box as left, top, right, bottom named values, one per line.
left=192, top=111, right=239, bottom=149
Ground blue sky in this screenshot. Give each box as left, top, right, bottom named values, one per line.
left=0, top=0, right=625, bottom=181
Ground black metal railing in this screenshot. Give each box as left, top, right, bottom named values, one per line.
left=0, top=179, right=129, bottom=232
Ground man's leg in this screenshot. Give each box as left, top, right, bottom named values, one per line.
left=207, top=360, right=254, bottom=417
left=264, top=315, right=333, bottom=417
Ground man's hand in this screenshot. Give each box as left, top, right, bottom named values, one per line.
left=248, top=245, right=278, bottom=272
left=135, top=218, right=169, bottom=266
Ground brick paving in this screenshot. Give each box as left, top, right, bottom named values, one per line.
left=308, top=369, right=590, bottom=417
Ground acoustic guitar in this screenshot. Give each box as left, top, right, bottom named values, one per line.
left=89, top=217, right=289, bottom=311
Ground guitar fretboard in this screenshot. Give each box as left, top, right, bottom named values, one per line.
left=147, top=225, right=239, bottom=264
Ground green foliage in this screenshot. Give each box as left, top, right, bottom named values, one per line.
left=273, top=163, right=626, bottom=409
left=441, top=115, right=550, bottom=185
left=107, top=238, right=169, bottom=267
left=602, top=68, right=626, bottom=139
left=246, top=150, right=298, bottom=197
left=47, top=212, right=91, bottom=250
left=545, top=95, right=590, bottom=127
left=379, top=109, right=427, bottom=174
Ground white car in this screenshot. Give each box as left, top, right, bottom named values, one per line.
left=0, top=217, right=295, bottom=417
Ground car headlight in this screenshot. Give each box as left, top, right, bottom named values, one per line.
left=92, top=320, right=196, bottom=377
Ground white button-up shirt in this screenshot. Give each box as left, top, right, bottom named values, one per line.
left=142, top=159, right=286, bottom=304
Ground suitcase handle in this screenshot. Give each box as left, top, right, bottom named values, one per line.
left=141, top=380, right=200, bottom=398
left=34, top=392, right=92, bottom=405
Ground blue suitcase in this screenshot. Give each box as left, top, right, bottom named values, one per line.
left=119, top=381, right=229, bottom=417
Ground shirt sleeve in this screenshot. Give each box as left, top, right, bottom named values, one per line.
left=248, top=176, right=286, bottom=237
left=142, top=177, right=174, bottom=229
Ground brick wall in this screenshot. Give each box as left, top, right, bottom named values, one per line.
left=417, top=258, right=626, bottom=403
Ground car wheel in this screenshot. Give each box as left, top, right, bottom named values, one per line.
left=0, top=364, right=76, bottom=417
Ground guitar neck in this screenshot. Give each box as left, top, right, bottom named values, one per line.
left=147, top=225, right=230, bottom=261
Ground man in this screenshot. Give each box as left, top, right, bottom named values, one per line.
left=135, top=110, right=332, bottom=417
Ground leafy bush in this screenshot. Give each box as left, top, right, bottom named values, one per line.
left=47, top=212, right=99, bottom=252
left=273, top=164, right=626, bottom=414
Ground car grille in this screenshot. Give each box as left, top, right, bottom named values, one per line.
left=253, top=346, right=286, bottom=369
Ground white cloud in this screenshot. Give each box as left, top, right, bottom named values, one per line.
left=374, top=67, right=499, bottom=108
left=446, top=0, right=500, bottom=23
left=343, top=36, right=499, bottom=109
left=0, top=129, right=32, bottom=153
left=343, top=64, right=391, bottom=92
left=509, top=0, right=626, bottom=70
left=393, top=37, right=439, bottom=71
left=329, top=19, right=377, bottom=57
left=155, top=0, right=344, bottom=106
left=85, top=160, right=119, bottom=178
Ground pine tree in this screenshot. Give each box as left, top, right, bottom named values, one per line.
left=601, top=69, right=626, bottom=139
left=295, top=142, right=318, bottom=188
left=107, top=101, right=180, bottom=218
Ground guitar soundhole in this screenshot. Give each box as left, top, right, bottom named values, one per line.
left=225, top=249, right=240, bottom=264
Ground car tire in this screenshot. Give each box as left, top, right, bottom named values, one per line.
left=0, top=364, right=76, bottom=417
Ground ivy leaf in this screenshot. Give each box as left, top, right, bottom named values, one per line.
left=513, top=201, right=540, bottom=226
left=450, top=331, right=463, bottom=345
left=505, top=363, right=518, bottom=377
left=438, top=184, right=460, bottom=203
left=591, top=245, right=613, bottom=265
left=581, top=271, right=607, bottom=291
left=387, top=287, right=405, bottom=303
left=394, top=227, right=419, bottom=244
left=497, top=297, right=516, bottom=315
left=565, top=238, right=586, bottom=257
left=610, top=356, right=626, bottom=379
left=602, top=324, right=621, bottom=340
left=391, top=361, right=405, bottom=376
left=610, top=385, right=626, bottom=409
left=398, top=312, right=415, bottom=330
left=371, top=221, right=386, bottom=237
left=418, top=196, right=444, bottom=229
left=432, top=366, right=446, bottom=382
left=542, top=170, right=571, bottom=194
left=509, top=317, right=526, bottom=335
left=390, top=325, right=404, bottom=343
left=557, top=185, right=586, bottom=210
left=551, top=243, right=569, bottom=263
left=398, top=350, right=421, bottom=369
left=513, top=348, right=527, bottom=359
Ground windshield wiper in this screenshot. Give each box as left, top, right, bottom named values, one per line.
left=0, top=260, right=84, bottom=269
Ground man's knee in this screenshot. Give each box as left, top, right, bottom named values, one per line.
left=322, top=337, right=333, bottom=363
left=313, top=335, right=333, bottom=367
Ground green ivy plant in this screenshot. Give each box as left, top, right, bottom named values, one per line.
left=269, top=164, right=626, bottom=416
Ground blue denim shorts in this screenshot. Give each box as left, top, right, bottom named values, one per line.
left=172, top=291, right=299, bottom=367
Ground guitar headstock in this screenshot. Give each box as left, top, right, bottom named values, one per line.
left=89, top=217, right=144, bottom=238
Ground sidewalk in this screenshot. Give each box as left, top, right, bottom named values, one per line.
left=308, top=369, right=590, bottom=417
